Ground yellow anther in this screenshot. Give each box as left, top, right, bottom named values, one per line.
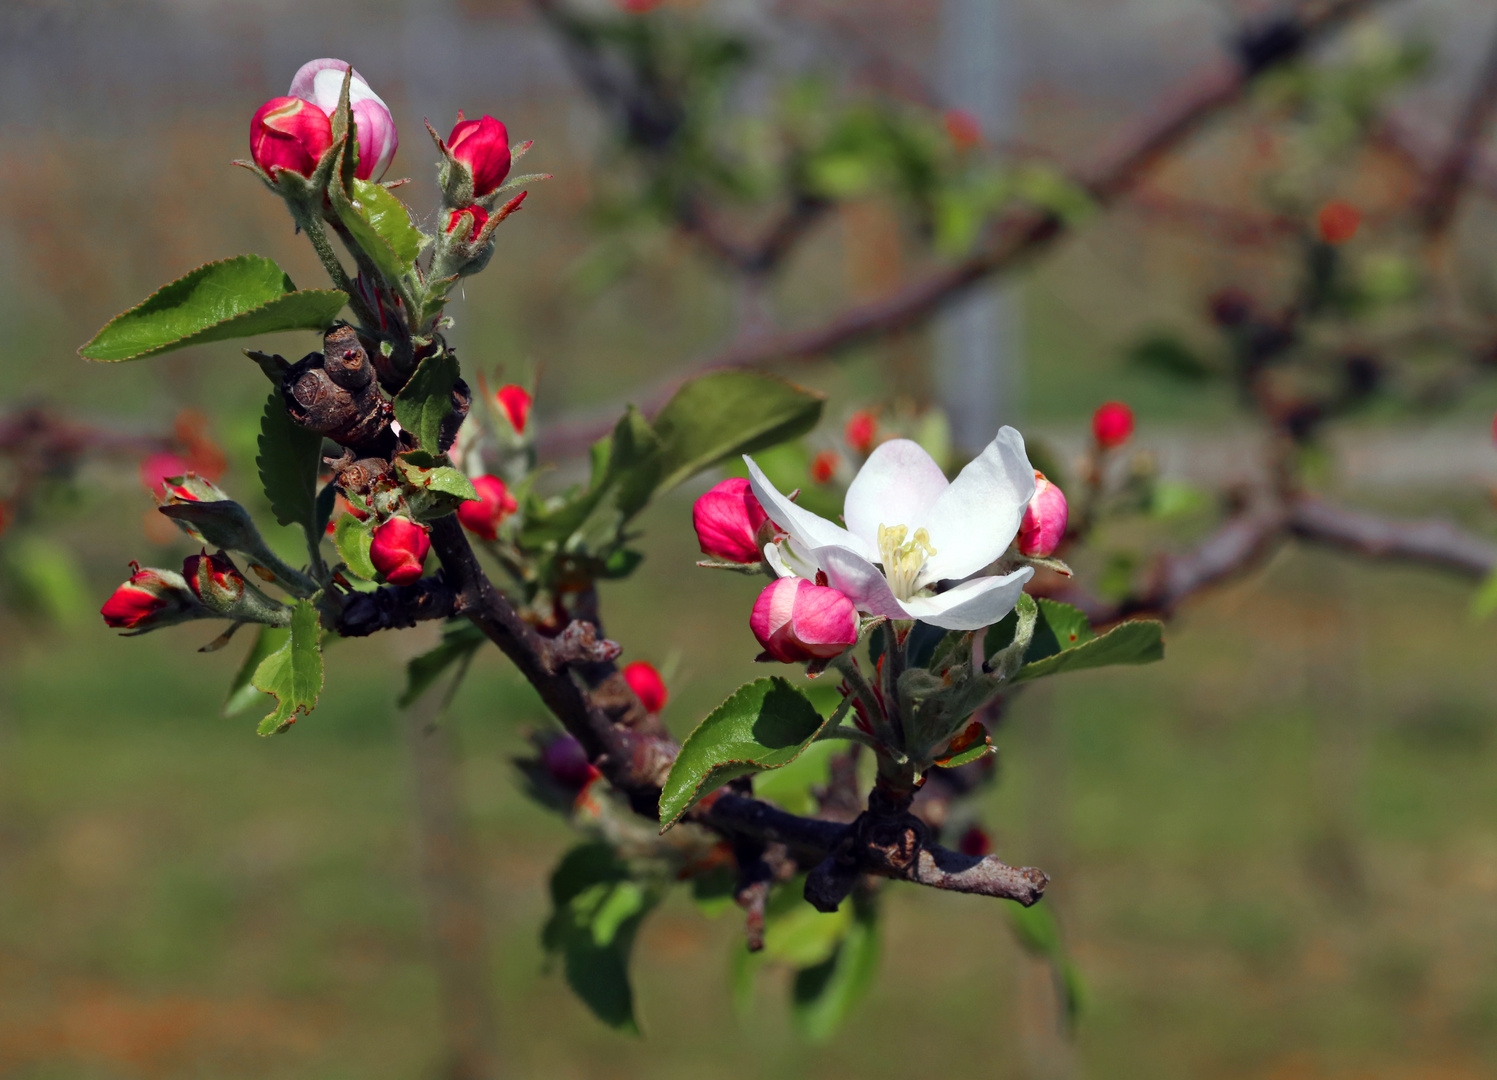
left=877, top=522, right=937, bottom=601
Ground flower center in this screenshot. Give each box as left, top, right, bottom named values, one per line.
left=877, top=523, right=937, bottom=602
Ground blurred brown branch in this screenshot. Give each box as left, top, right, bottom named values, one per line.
left=1419, top=16, right=1497, bottom=238
left=538, top=0, right=1391, bottom=459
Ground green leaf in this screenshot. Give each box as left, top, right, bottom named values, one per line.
left=394, top=349, right=459, bottom=455
left=251, top=598, right=324, bottom=735
left=394, top=455, right=479, bottom=503
left=1471, top=567, right=1497, bottom=621
left=1010, top=620, right=1163, bottom=683
left=791, top=897, right=881, bottom=1043
left=542, top=844, right=659, bottom=1034
left=80, top=255, right=346, bottom=362
left=333, top=514, right=377, bottom=580
left=658, top=678, right=833, bottom=830
left=257, top=388, right=324, bottom=536
left=399, top=621, right=486, bottom=708
left=985, top=597, right=1094, bottom=665
left=652, top=371, right=825, bottom=494
left=225, top=625, right=289, bottom=717
left=333, top=178, right=426, bottom=285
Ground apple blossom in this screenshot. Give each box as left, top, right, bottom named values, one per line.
left=288, top=59, right=398, bottom=181
left=623, top=661, right=668, bottom=714
left=692, top=477, right=771, bottom=564
left=1018, top=472, right=1069, bottom=558
left=750, top=577, right=859, bottom=663
left=746, top=428, right=1038, bottom=632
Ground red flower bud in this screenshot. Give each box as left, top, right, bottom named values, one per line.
left=183, top=550, right=245, bottom=610
left=446, top=205, right=489, bottom=243
left=370, top=517, right=430, bottom=585
left=1091, top=401, right=1134, bottom=450
left=1316, top=200, right=1360, bottom=246
left=100, top=564, right=195, bottom=630
left=810, top=450, right=840, bottom=485
left=750, top=577, right=858, bottom=663
left=622, top=661, right=668, bottom=714
left=448, top=114, right=512, bottom=198
left=456, top=475, right=518, bottom=541
left=543, top=734, right=602, bottom=790
left=844, top=411, right=877, bottom=456
left=945, top=109, right=983, bottom=153
left=693, top=478, right=771, bottom=564
left=250, top=96, right=334, bottom=178
left=494, top=384, right=532, bottom=434
left=1018, top=472, right=1069, bottom=558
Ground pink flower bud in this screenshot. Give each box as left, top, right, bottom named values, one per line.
left=288, top=59, right=398, bottom=181
left=183, top=550, right=245, bottom=610
left=543, top=734, right=601, bottom=790
left=1017, top=472, right=1068, bottom=558
left=623, top=661, right=668, bottom=714
left=693, top=478, right=771, bottom=564
left=100, top=563, right=196, bottom=630
left=844, top=411, right=877, bottom=456
left=750, top=577, right=858, bottom=664
left=1092, top=401, right=1134, bottom=450
left=494, top=384, right=532, bottom=434
left=456, top=475, right=518, bottom=542
left=370, top=517, right=430, bottom=585
left=448, top=114, right=512, bottom=197
left=446, top=205, right=489, bottom=243
left=250, top=97, right=334, bottom=178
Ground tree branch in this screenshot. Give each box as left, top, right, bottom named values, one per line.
left=1419, top=16, right=1497, bottom=238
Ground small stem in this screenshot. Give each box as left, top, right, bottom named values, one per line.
left=882, top=621, right=908, bottom=751
left=830, top=653, right=890, bottom=746
left=816, top=725, right=883, bottom=752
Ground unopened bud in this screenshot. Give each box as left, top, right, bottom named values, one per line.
left=183, top=549, right=245, bottom=612
left=692, top=478, right=771, bottom=564
left=250, top=97, right=333, bottom=178
left=750, top=577, right=858, bottom=663
left=810, top=450, right=840, bottom=485
left=289, top=59, right=398, bottom=181
left=100, top=563, right=201, bottom=631
left=1315, top=200, right=1360, bottom=246
left=543, top=734, right=602, bottom=790
left=958, top=826, right=991, bottom=857
left=622, top=661, right=668, bottom=714
left=844, top=411, right=877, bottom=456
left=370, top=517, right=430, bottom=585
left=1018, top=472, right=1069, bottom=558
left=1091, top=401, right=1134, bottom=450
left=456, top=475, right=518, bottom=542
left=445, top=205, right=489, bottom=243
left=447, top=113, right=512, bottom=198
left=494, top=384, right=531, bottom=435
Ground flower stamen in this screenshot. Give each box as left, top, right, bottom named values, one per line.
left=876, top=523, right=937, bottom=601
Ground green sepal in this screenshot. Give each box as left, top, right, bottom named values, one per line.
left=658, top=678, right=838, bottom=831
left=79, top=255, right=345, bottom=362
left=251, top=597, right=324, bottom=735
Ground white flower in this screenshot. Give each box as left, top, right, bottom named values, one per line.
left=745, top=427, right=1038, bottom=632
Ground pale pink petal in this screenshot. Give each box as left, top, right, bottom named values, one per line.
left=922, top=426, right=1036, bottom=582
left=898, top=568, right=1033, bottom=631
left=842, top=438, right=949, bottom=550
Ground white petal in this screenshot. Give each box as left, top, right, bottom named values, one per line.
left=898, top=568, right=1034, bottom=631
left=763, top=541, right=810, bottom=579
left=842, top=439, right=949, bottom=550
left=922, top=426, right=1037, bottom=582
left=744, top=456, right=871, bottom=560
left=814, top=546, right=908, bottom=619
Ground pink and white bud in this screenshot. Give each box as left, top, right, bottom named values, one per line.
left=1017, top=472, right=1068, bottom=558
left=693, top=478, right=771, bottom=564
left=456, top=475, right=518, bottom=542
left=250, top=97, right=334, bottom=178
left=494, top=384, right=532, bottom=435
left=183, top=550, right=245, bottom=612
left=100, top=564, right=198, bottom=630
left=622, top=661, right=668, bottom=714
left=288, top=59, right=398, bottom=181
left=448, top=114, right=512, bottom=197
left=370, top=517, right=430, bottom=585
left=750, top=577, right=858, bottom=664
